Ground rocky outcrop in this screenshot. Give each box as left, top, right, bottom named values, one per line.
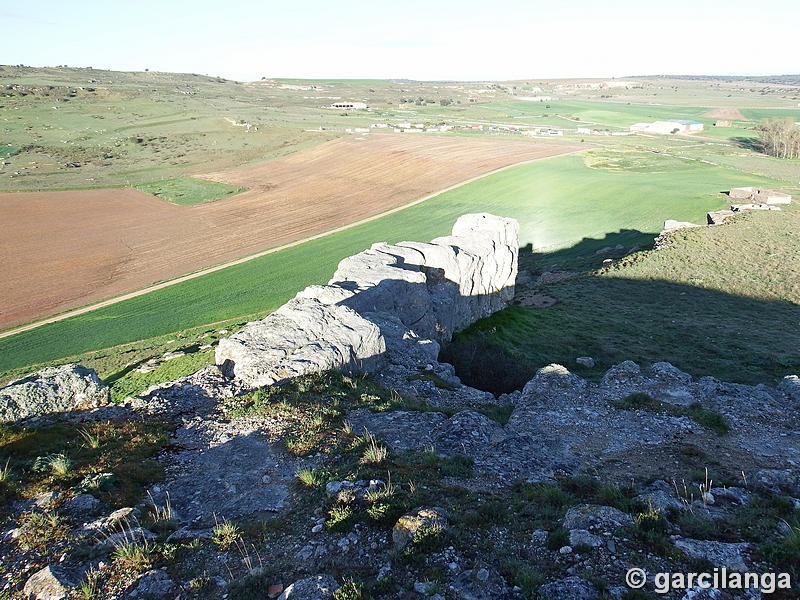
left=216, top=214, right=518, bottom=388
left=0, top=364, right=109, bottom=423
left=347, top=360, right=800, bottom=483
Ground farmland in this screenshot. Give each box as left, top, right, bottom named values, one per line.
left=1, top=66, right=799, bottom=381
left=0, top=134, right=578, bottom=330
left=0, top=150, right=790, bottom=377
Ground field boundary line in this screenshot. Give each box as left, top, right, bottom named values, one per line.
left=0, top=147, right=584, bottom=340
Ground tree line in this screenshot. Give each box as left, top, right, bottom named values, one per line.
left=757, top=118, right=800, bottom=159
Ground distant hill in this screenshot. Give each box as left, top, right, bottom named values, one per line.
left=639, top=74, right=800, bottom=86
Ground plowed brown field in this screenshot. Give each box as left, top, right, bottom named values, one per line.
left=0, top=134, right=580, bottom=329
left=699, top=107, right=748, bottom=120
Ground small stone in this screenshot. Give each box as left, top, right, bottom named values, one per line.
left=777, top=521, right=793, bottom=537
left=414, top=581, right=436, bottom=594
left=33, top=490, right=60, bottom=507
left=165, top=528, right=211, bottom=543
left=392, top=507, right=447, bottom=550
left=702, top=492, right=715, bottom=505
left=674, top=538, right=750, bottom=571
left=23, top=565, right=75, bottom=600
left=325, top=481, right=343, bottom=496
left=132, top=570, right=175, bottom=598
left=531, top=529, right=548, bottom=545
left=63, top=493, right=100, bottom=516
left=559, top=545, right=573, bottom=554
left=312, top=524, right=323, bottom=533
left=377, top=564, right=392, bottom=581
left=576, top=357, right=595, bottom=368
left=476, top=568, right=490, bottom=581
left=277, top=575, right=339, bottom=600
left=563, top=504, right=634, bottom=533
left=569, top=529, right=603, bottom=548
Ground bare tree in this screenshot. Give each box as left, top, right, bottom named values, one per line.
left=757, top=118, right=800, bottom=159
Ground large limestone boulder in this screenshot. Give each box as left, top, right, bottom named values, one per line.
left=216, top=213, right=519, bottom=389
left=0, top=364, right=109, bottom=423
left=674, top=538, right=750, bottom=571
left=216, top=298, right=385, bottom=388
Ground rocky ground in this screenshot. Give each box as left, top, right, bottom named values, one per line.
left=1, top=356, right=799, bottom=600
left=2, top=214, right=799, bottom=599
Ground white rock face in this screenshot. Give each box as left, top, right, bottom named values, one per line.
left=0, top=364, right=109, bottom=423
left=216, top=298, right=385, bottom=388
left=216, top=213, right=518, bottom=388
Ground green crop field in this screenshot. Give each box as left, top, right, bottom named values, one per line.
left=0, top=152, right=787, bottom=375
left=132, top=177, right=244, bottom=205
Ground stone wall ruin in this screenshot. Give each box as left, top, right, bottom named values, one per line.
left=215, top=213, right=519, bottom=389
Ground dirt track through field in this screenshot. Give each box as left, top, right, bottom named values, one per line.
left=0, top=134, right=581, bottom=331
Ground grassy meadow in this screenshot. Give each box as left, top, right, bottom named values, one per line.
left=132, top=177, right=244, bottom=205
left=447, top=203, right=800, bottom=389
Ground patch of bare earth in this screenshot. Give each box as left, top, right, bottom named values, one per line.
left=0, top=135, right=582, bottom=329
left=699, top=107, right=748, bottom=120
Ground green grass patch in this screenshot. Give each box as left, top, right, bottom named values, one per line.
left=106, top=345, right=215, bottom=402
left=0, top=146, right=19, bottom=158
left=613, top=392, right=665, bottom=411
left=583, top=149, right=693, bottom=173
left=685, top=403, right=730, bottom=435
left=0, top=418, right=171, bottom=511
left=132, top=177, right=244, bottom=205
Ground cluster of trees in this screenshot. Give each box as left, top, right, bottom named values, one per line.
left=757, top=118, right=800, bottom=159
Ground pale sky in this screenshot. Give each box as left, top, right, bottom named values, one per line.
left=2, top=0, right=798, bottom=81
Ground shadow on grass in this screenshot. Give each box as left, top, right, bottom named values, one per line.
left=731, top=137, right=765, bottom=153
left=521, top=229, right=657, bottom=273
left=442, top=234, right=800, bottom=395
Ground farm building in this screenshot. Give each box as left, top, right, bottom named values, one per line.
left=668, top=119, right=704, bottom=133
left=630, top=120, right=703, bottom=134
left=714, top=120, right=732, bottom=127
left=329, top=101, right=368, bottom=110
left=730, top=187, right=792, bottom=205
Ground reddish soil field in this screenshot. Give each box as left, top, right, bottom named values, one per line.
left=0, top=134, right=581, bottom=329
